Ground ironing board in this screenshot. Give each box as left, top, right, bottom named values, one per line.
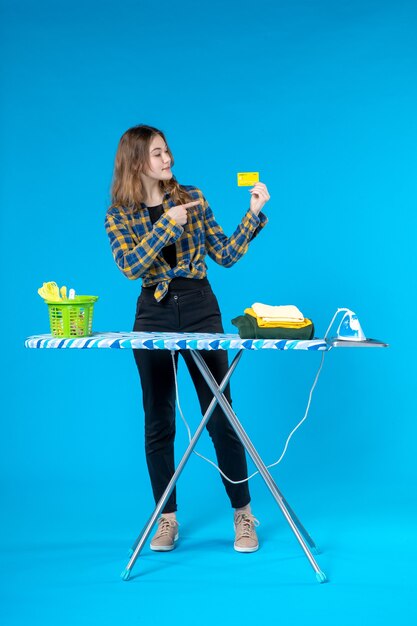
left=25, top=331, right=387, bottom=583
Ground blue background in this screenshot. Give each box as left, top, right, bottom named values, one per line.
left=1, top=0, right=416, bottom=623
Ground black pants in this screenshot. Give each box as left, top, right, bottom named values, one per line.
left=132, top=283, right=250, bottom=513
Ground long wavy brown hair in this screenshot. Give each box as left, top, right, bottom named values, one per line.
left=110, top=124, right=193, bottom=211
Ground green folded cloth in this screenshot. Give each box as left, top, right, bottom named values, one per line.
left=231, top=314, right=315, bottom=340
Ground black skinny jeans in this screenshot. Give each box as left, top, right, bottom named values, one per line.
left=132, top=283, right=250, bottom=513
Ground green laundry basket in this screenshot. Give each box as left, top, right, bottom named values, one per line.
left=45, top=296, right=99, bottom=338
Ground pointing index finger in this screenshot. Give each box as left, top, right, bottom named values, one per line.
left=180, top=200, right=201, bottom=209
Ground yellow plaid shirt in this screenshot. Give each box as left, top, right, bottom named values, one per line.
left=104, top=185, right=268, bottom=301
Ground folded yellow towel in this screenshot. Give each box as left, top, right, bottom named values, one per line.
left=251, top=303, right=304, bottom=322
left=245, top=308, right=312, bottom=329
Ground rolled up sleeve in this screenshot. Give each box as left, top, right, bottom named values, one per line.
left=203, top=195, right=268, bottom=267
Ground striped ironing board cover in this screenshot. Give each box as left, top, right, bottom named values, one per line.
left=24, top=332, right=330, bottom=351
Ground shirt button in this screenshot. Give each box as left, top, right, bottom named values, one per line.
left=173, top=295, right=178, bottom=300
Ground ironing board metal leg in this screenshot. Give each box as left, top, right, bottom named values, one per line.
left=121, top=350, right=244, bottom=580
left=190, top=350, right=316, bottom=547
left=278, top=496, right=318, bottom=551
left=190, top=350, right=327, bottom=582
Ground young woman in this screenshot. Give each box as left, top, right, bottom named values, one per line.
left=105, top=124, right=270, bottom=553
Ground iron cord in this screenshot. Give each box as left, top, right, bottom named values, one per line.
left=171, top=349, right=326, bottom=485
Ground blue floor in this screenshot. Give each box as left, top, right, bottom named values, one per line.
left=2, top=481, right=416, bottom=626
